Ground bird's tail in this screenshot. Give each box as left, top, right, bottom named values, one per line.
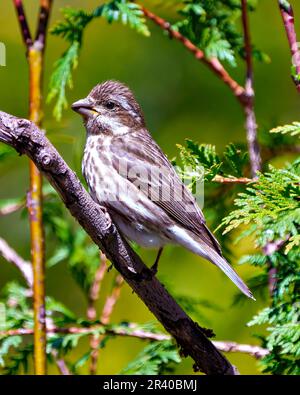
left=170, top=225, right=255, bottom=300
left=205, top=246, right=255, bottom=300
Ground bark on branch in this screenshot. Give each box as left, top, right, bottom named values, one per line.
left=0, top=111, right=238, bottom=375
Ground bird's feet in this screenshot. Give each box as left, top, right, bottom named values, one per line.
left=99, top=205, right=112, bottom=230
left=150, top=247, right=163, bottom=277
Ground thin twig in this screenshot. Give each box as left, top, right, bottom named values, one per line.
left=263, top=238, right=287, bottom=295
left=51, top=350, right=71, bottom=375
left=13, top=0, right=54, bottom=375
left=0, top=237, right=33, bottom=288
left=0, top=326, right=269, bottom=359
left=101, top=275, right=124, bottom=325
left=0, top=200, right=25, bottom=216
left=142, top=4, right=262, bottom=176
left=141, top=6, right=247, bottom=104
left=0, top=325, right=169, bottom=342
left=35, top=0, right=53, bottom=48
left=212, top=175, right=253, bottom=184
left=278, top=0, right=300, bottom=91
left=241, top=0, right=261, bottom=176
left=90, top=273, right=124, bottom=375
left=212, top=341, right=269, bottom=359
left=12, top=0, right=33, bottom=48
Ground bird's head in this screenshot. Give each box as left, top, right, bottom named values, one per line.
left=71, top=80, right=145, bottom=136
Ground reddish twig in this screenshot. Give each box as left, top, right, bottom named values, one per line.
left=0, top=237, right=33, bottom=288
left=87, top=252, right=108, bottom=322
left=90, top=273, right=124, bottom=375
left=12, top=0, right=53, bottom=375
left=101, top=275, right=124, bottom=325
left=0, top=325, right=169, bottom=342
left=213, top=175, right=253, bottom=184
left=141, top=6, right=247, bottom=104
left=263, top=238, right=288, bottom=295
left=51, top=350, right=71, bottom=375
left=0, top=326, right=268, bottom=359
left=241, top=0, right=261, bottom=176
left=278, top=0, right=300, bottom=91
left=35, top=0, right=53, bottom=48
left=87, top=252, right=108, bottom=375
left=12, top=0, right=33, bottom=48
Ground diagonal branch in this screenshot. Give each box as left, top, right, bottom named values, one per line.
left=141, top=6, right=247, bottom=104
left=0, top=110, right=238, bottom=375
left=12, top=0, right=33, bottom=49
left=278, top=0, right=300, bottom=91
left=0, top=237, right=33, bottom=288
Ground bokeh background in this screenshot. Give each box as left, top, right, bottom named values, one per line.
left=0, top=0, right=300, bottom=374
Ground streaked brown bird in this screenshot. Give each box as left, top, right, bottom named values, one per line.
left=72, top=80, right=254, bottom=299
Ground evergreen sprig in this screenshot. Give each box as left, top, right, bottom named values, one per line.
left=48, top=1, right=149, bottom=120
left=120, top=340, right=181, bottom=375
left=220, top=152, right=300, bottom=374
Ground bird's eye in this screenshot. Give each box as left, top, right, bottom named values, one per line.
left=105, top=101, right=116, bottom=110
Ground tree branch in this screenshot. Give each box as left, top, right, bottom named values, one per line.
left=0, top=325, right=269, bottom=359
left=241, top=0, right=261, bottom=176
left=51, top=350, right=71, bottom=375
left=212, top=341, right=269, bottom=359
left=141, top=6, right=247, bottom=104
left=0, top=237, right=33, bottom=288
left=101, top=275, right=124, bottom=325
left=12, top=0, right=33, bottom=49
left=0, top=199, right=25, bottom=216
left=87, top=253, right=107, bottom=322
left=212, top=175, right=253, bottom=184
left=0, top=325, right=171, bottom=342
left=278, top=0, right=300, bottom=91
left=0, top=111, right=238, bottom=375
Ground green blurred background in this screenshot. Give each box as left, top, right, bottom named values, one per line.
left=0, top=0, right=300, bottom=374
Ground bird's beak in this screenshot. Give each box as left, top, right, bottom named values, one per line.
left=71, top=98, right=98, bottom=117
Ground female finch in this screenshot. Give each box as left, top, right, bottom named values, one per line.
left=72, top=80, right=254, bottom=299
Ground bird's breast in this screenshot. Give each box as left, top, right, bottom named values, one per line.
left=82, top=135, right=113, bottom=203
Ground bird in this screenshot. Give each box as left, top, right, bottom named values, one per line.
left=71, top=80, right=254, bottom=299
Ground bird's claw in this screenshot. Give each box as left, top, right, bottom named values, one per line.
left=99, top=205, right=112, bottom=230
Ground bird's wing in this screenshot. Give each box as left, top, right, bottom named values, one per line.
left=109, top=128, right=222, bottom=255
